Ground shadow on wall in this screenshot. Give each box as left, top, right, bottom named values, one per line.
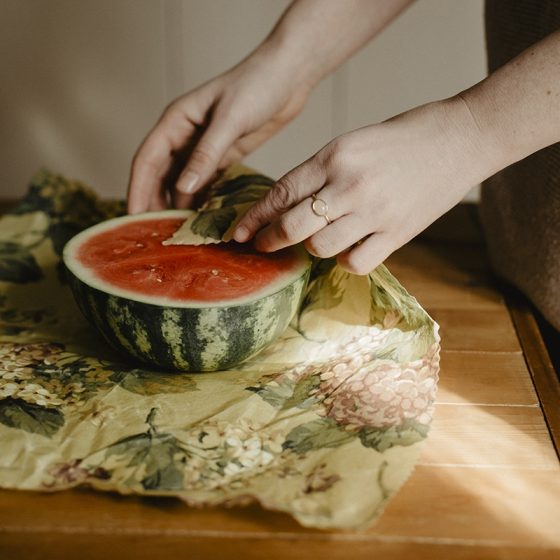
left=1, top=0, right=168, bottom=198
left=1, top=0, right=486, bottom=200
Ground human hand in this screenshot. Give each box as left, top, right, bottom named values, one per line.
left=234, top=98, right=497, bottom=274
left=127, top=47, right=313, bottom=214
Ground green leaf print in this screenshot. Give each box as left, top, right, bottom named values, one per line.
left=99, top=409, right=188, bottom=490
left=9, top=179, right=56, bottom=216
left=281, top=375, right=321, bottom=410
left=212, top=174, right=274, bottom=197
left=368, top=265, right=430, bottom=332
left=0, top=242, right=43, bottom=283
left=300, top=259, right=348, bottom=315
left=142, top=461, right=184, bottom=490
left=247, top=372, right=320, bottom=410
left=10, top=170, right=124, bottom=223
left=47, top=221, right=82, bottom=256
left=104, top=432, right=153, bottom=466
left=0, top=326, right=25, bottom=335
left=358, top=420, right=429, bottom=452
left=116, top=369, right=198, bottom=395
left=105, top=434, right=187, bottom=490
left=0, top=397, right=64, bottom=437
left=220, top=185, right=270, bottom=207
left=283, top=418, right=356, bottom=454
left=309, top=258, right=338, bottom=282
left=191, top=207, right=237, bottom=240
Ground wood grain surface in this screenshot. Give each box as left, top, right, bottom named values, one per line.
left=0, top=203, right=559, bottom=559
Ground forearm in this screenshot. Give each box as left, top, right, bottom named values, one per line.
left=459, top=29, right=560, bottom=176
left=254, top=0, right=414, bottom=88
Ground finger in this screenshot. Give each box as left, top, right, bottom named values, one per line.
left=128, top=136, right=173, bottom=214
left=172, top=192, right=195, bottom=210
left=128, top=111, right=197, bottom=214
left=218, top=147, right=244, bottom=172
left=304, top=215, right=371, bottom=259
left=233, top=156, right=326, bottom=243
left=336, top=232, right=394, bottom=275
left=173, top=169, right=219, bottom=209
left=175, top=118, right=239, bottom=196
left=216, top=129, right=274, bottom=172
left=253, top=182, right=350, bottom=252
left=147, top=184, right=169, bottom=212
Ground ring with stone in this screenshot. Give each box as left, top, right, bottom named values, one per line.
left=311, top=194, right=332, bottom=225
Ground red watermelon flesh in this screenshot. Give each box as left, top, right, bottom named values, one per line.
left=75, top=218, right=306, bottom=305
left=63, top=210, right=311, bottom=371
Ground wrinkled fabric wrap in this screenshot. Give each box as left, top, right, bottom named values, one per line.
left=0, top=169, right=439, bottom=530
left=481, top=0, right=560, bottom=330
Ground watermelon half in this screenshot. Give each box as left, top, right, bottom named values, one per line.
left=63, top=211, right=311, bottom=371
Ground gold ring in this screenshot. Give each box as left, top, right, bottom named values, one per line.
left=311, top=194, right=332, bottom=225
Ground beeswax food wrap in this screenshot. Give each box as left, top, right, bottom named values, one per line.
left=0, top=167, right=440, bottom=529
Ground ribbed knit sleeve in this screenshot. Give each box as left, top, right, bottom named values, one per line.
left=480, top=0, right=560, bottom=330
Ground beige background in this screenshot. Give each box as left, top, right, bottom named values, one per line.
left=1, top=0, right=486, bottom=199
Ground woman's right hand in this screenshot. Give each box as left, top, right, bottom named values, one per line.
left=127, top=46, right=313, bottom=214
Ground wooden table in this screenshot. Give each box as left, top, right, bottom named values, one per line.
left=1, top=204, right=559, bottom=559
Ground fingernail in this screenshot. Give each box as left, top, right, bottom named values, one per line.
left=233, top=226, right=249, bottom=242
left=177, top=171, right=199, bottom=194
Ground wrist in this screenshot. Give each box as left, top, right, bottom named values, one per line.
left=224, top=39, right=316, bottom=111
left=438, top=95, right=510, bottom=186
left=253, top=25, right=330, bottom=91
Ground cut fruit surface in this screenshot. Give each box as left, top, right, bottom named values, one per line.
left=63, top=210, right=311, bottom=371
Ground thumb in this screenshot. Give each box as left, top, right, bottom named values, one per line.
left=175, top=120, right=238, bottom=195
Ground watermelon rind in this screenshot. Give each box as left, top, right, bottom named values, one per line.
left=63, top=211, right=311, bottom=372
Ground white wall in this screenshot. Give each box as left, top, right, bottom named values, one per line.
left=1, top=0, right=486, bottom=199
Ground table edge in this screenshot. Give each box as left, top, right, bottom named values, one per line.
left=506, top=293, right=560, bottom=460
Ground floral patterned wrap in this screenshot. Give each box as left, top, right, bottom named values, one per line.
left=0, top=168, right=440, bottom=529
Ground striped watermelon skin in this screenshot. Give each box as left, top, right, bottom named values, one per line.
left=67, top=267, right=309, bottom=372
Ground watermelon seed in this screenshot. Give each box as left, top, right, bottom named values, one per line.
left=135, top=243, right=145, bottom=248
left=211, top=269, right=219, bottom=276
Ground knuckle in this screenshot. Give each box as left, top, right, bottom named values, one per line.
left=337, top=173, right=368, bottom=199
left=161, top=103, right=182, bottom=124
left=132, top=148, right=157, bottom=174
left=241, top=203, right=259, bottom=225
left=286, top=212, right=306, bottom=233
left=322, top=137, right=348, bottom=170
left=131, top=152, right=142, bottom=172
left=276, top=215, right=298, bottom=242
left=215, top=106, right=241, bottom=132
left=190, top=141, right=217, bottom=169
left=329, top=135, right=347, bottom=153
left=349, top=172, right=371, bottom=194
left=245, top=199, right=270, bottom=228
left=276, top=212, right=303, bottom=243
left=339, top=252, right=371, bottom=276
left=305, top=235, right=333, bottom=258
left=269, top=178, right=295, bottom=211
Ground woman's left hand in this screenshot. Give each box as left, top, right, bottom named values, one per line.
left=233, top=97, right=498, bottom=274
